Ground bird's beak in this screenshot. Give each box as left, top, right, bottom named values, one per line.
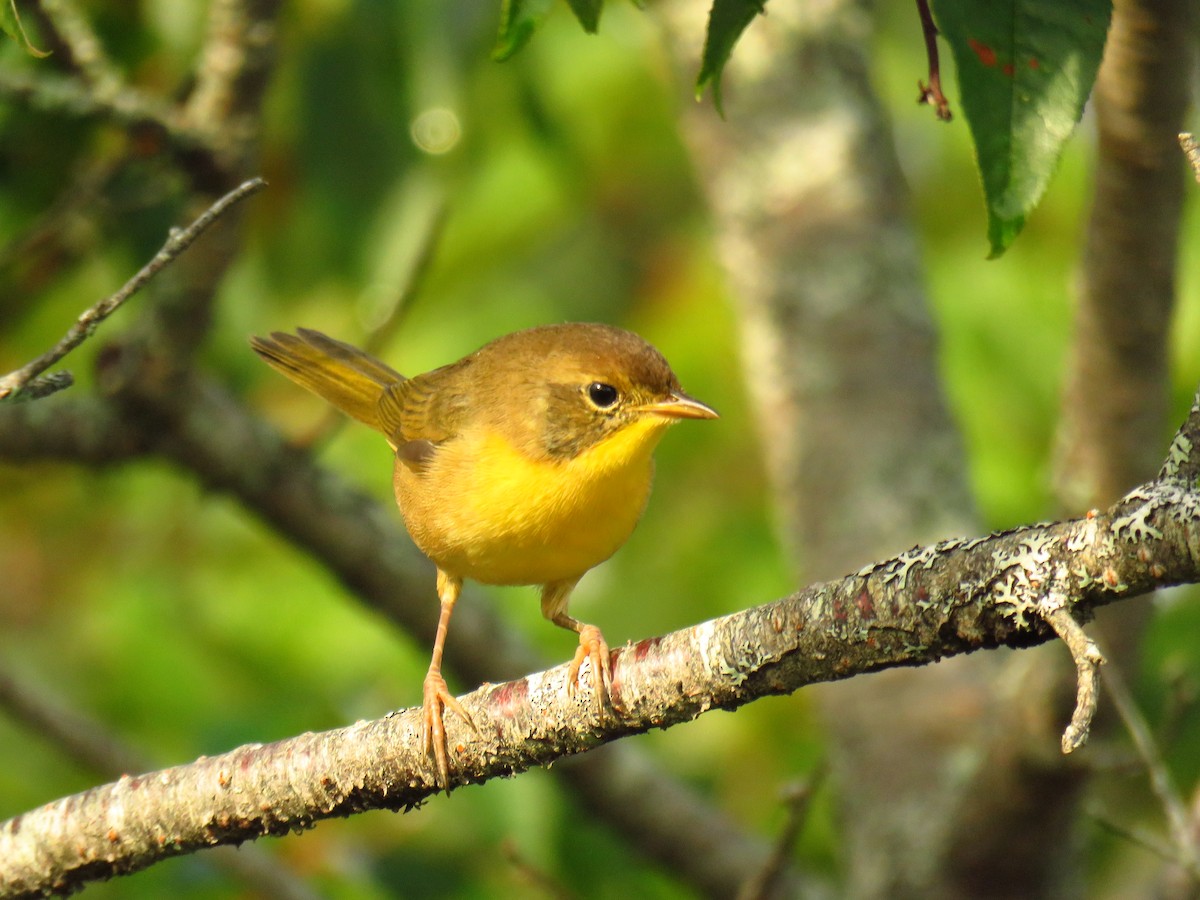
left=639, top=391, right=719, bottom=420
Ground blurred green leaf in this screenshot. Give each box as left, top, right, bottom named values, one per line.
left=564, top=0, right=603, bottom=33
left=493, top=0, right=555, bottom=61
left=1, top=0, right=49, bottom=58
left=695, top=0, right=766, bottom=115
left=930, top=0, right=1111, bottom=256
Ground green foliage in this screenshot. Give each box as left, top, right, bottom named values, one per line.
left=493, top=0, right=555, bottom=61
left=695, top=0, right=766, bottom=114
left=930, top=0, right=1112, bottom=256
left=0, top=0, right=49, bottom=58
left=494, top=0, right=1113, bottom=253
left=564, top=0, right=603, bottom=34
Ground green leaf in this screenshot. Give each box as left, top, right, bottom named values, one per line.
left=564, top=0, right=603, bottom=33
left=696, top=0, right=766, bottom=115
left=1, top=0, right=50, bottom=58
left=930, top=0, right=1111, bottom=256
left=493, top=0, right=554, bottom=62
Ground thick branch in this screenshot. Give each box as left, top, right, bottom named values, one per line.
left=0, top=664, right=321, bottom=900
left=3, top=441, right=1200, bottom=893
left=0, top=368, right=805, bottom=898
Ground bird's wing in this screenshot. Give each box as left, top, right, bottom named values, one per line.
left=378, top=360, right=472, bottom=468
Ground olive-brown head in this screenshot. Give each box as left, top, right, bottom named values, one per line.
left=432, top=322, right=718, bottom=464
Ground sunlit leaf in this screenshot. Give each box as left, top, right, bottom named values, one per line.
left=493, top=0, right=555, bottom=62
left=930, top=0, right=1111, bottom=256
left=564, top=0, right=603, bottom=33
left=1, top=0, right=50, bottom=58
left=695, top=0, right=766, bottom=115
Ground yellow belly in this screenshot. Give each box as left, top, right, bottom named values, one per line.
left=393, top=419, right=669, bottom=585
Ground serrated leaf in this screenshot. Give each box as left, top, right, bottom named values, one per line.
left=564, top=0, right=603, bottom=33
left=1, top=0, right=50, bottom=58
left=696, top=0, right=766, bottom=115
left=493, top=0, right=554, bottom=62
left=930, top=0, right=1111, bottom=256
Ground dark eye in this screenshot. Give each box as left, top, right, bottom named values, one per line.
left=586, top=382, right=619, bottom=409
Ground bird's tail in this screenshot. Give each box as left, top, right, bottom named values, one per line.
left=250, top=328, right=403, bottom=434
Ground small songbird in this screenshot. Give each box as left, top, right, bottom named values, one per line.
left=251, top=323, right=717, bottom=788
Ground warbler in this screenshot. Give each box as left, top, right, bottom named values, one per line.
left=250, top=323, right=717, bottom=788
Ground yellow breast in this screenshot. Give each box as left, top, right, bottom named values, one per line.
left=394, top=415, right=672, bottom=586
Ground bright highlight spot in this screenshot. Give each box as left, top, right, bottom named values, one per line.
left=410, top=108, right=461, bottom=155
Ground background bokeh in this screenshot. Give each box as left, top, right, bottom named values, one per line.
left=1, top=0, right=1198, bottom=896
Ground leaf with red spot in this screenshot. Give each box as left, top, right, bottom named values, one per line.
left=930, top=0, right=1112, bottom=256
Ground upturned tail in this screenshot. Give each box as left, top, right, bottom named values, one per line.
left=250, top=328, right=403, bottom=433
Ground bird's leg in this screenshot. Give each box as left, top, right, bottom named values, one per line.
left=541, top=579, right=612, bottom=709
left=422, top=569, right=478, bottom=790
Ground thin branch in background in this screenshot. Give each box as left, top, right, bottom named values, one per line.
left=0, top=176, right=266, bottom=403
left=362, top=195, right=446, bottom=356
left=737, top=764, right=826, bottom=900
left=37, top=0, right=122, bottom=93
left=0, top=68, right=189, bottom=143
left=1181, top=133, right=1200, bottom=183
left=915, top=0, right=952, bottom=121
left=1042, top=603, right=1105, bottom=753
left=0, top=155, right=113, bottom=278
left=501, top=838, right=578, bottom=900
left=1102, top=659, right=1200, bottom=879
left=294, top=194, right=447, bottom=449
left=1090, top=807, right=1186, bottom=867
left=0, top=661, right=324, bottom=900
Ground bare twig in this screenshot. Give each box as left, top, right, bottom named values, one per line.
left=1181, top=133, right=1200, bottom=183
left=0, top=177, right=266, bottom=403
left=501, top=838, right=578, bottom=900
left=737, top=765, right=826, bottom=900
left=36, top=0, right=121, bottom=92
left=362, top=195, right=446, bottom=354
left=1041, top=603, right=1105, bottom=753
left=915, top=0, right=951, bottom=121
left=1103, top=660, right=1200, bottom=879
left=1090, top=807, right=1186, bottom=866
left=295, top=192, right=446, bottom=448
left=0, top=69, right=187, bottom=140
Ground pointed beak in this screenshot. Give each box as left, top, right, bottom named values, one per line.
left=639, top=390, right=719, bottom=420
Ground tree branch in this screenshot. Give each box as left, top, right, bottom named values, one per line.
left=0, top=178, right=265, bottom=403
left=5, top=391, right=1200, bottom=894
left=1102, top=661, right=1200, bottom=879
left=0, top=367, right=810, bottom=898
left=0, top=663, right=322, bottom=900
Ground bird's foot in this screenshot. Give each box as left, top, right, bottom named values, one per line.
left=421, top=668, right=478, bottom=791
left=566, top=623, right=612, bottom=710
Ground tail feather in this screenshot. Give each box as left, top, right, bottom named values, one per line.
left=250, top=329, right=404, bottom=433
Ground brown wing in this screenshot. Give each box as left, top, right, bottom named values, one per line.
left=378, top=359, right=474, bottom=468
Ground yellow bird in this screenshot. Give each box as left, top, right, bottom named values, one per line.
left=251, top=323, right=717, bottom=787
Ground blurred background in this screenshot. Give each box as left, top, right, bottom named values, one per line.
left=0, top=0, right=1197, bottom=896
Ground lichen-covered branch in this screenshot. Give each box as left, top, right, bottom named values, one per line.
left=0, top=664, right=321, bottom=900
left=0, top=367, right=808, bottom=899
left=4, top=393, right=1200, bottom=894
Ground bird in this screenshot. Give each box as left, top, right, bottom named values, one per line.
left=250, top=322, right=718, bottom=788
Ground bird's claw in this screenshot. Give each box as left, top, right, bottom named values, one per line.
left=567, top=623, right=612, bottom=710
left=421, top=670, right=478, bottom=792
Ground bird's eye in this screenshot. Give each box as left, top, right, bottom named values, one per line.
left=586, top=382, right=619, bottom=409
